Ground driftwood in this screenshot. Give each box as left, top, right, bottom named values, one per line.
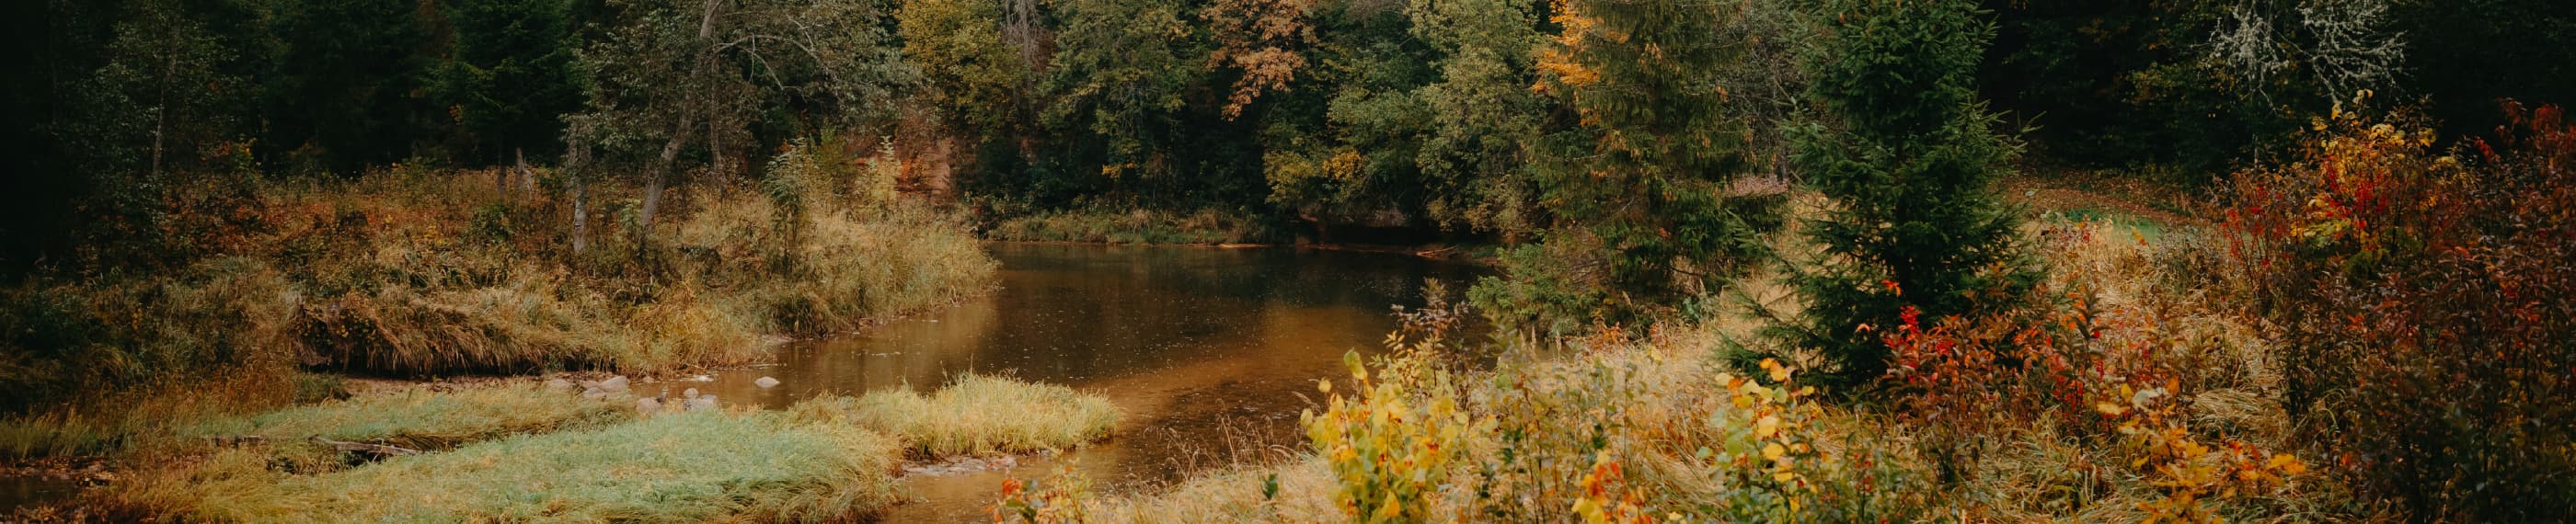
left=204, top=435, right=267, bottom=447
left=202, top=435, right=421, bottom=458
left=311, top=437, right=421, bottom=457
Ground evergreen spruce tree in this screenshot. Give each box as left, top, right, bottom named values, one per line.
left=436, top=0, right=584, bottom=162
left=1475, top=0, right=1784, bottom=333
left=1788, top=0, right=2035, bottom=386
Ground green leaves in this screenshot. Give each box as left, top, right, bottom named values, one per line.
left=1478, top=0, right=1781, bottom=332
left=1788, top=0, right=2034, bottom=385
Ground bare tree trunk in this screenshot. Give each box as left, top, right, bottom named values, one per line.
left=1005, top=0, right=1041, bottom=71
left=565, top=125, right=593, bottom=256
left=708, top=119, right=726, bottom=199
left=516, top=148, right=537, bottom=197
left=571, top=177, right=590, bottom=255
left=496, top=152, right=515, bottom=201
left=638, top=0, right=726, bottom=235
left=638, top=112, right=696, bottom=234
left=150, top=28, right=176, bottom=179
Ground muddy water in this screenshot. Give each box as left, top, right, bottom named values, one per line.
left=690, top=243, right=1479, bottom=521
left=0, top=476, right=80, bottom=515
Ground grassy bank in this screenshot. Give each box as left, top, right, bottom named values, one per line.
left=1, top=154, right=997, bottom=459
left=109, top=410, right=903, bottom=523
left=982, top=208, right=1280, bottom=245
left=21, top=371, right=1120, bottom=521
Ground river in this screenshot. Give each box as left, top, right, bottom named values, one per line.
left=690, top=243, right=1480, bottom=521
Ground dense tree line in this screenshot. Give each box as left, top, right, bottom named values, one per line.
left=4, top=0, right=2569, bottom=322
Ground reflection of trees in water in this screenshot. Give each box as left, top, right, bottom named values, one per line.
left=770, top=244, right=1479, bottom=486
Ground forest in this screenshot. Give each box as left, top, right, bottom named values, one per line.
left=1, top=0, right=2571, bottom=521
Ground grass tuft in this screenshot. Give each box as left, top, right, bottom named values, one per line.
left=796, top=374, right=1121, bottom=457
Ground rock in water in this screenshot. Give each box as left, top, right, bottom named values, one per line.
left=685, top=395, right=718, bottom=412
left=636, top=397, right=661, bottom=415
left=601, top=376, right=630, bottom=393
left=683, top=388, right=700, bottom=400
left=581, top=388, right=607, bottom=400
left=754, top=376, right=780, bottom=389
left=545, top=378, right=573, bottom=393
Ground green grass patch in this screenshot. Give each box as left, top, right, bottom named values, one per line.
left=797, top=374, right=1121, bottom=457
left=178, top=381, right=629, bottom=451
left=2053, top=207, right=2169, bottom=241
left=124, top=410, right=902, bottom=523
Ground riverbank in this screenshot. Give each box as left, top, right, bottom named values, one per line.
left=975, top=207, right=1503, bottom=264
left=987, top=211, right=2354, bottom=521
left=8, top=373, right=1116, bottom=522
left=0, top=159, right=1002, bottom=518
left=982, top=208, right=1284, bottom=245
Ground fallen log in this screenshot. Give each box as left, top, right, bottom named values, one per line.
left=202, top=435, right=422, bottom=458
left=204, top=435, right=267, bottom=447
left=309, top=437, right=421, bottom=458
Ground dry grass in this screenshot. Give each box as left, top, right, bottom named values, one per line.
left=683, top=198, right=1000, bottom=336
left=6, top=164, right=995, bottom=439
left=102, top=410, right=903, bottom=523
left=1076, top=459, right=1342, bottom=523
left=796, top=374, right=1121, bottom=458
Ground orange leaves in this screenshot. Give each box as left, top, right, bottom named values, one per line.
left=1202, top=0, right=1314, bottom=119
left=1570, top=452, right=1656, bottom=524
left=1532, top=0, right=1601, bottom=95
left=2099, top=377, right=2310, bottom=524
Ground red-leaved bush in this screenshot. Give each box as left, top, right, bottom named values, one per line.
left=2216, top=101, right=2576, bottom=521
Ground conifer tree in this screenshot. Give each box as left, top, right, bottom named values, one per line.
left=1475, top=0, right=1783, bottom=332
left=1788, top=0, right=2035, bottom=385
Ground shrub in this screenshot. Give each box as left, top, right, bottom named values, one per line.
left=0, top=257, right=300, bottom=416
left=2215, top=101, right=2576, bottom=521
left=1304, top=348, right=1482, bottom=523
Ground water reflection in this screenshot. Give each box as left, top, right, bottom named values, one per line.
left=696, top=243, right=1480, bottom=521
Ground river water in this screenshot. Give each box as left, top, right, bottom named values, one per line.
left=690, top=243, right=1479, bottom=521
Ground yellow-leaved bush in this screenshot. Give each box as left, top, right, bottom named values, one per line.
left=1303, top=340, right=1487, bottom=522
